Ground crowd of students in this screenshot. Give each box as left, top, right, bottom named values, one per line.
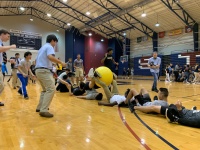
left=165, top=63, right=200, bottom=84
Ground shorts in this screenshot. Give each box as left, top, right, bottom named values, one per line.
left=135, top=94, right=151, bottom=106
left=75, top=68, right=83, bottom=77
left=86, top=90, right=99, bottom=100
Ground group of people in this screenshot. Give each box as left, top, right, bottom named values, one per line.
left=0, top=29, right=200, bottom=128
left=165, top=63, right=200, bottom=84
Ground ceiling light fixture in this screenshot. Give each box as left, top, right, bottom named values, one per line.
left=30, top=18, right=33, bottom=21
left=141, top=6, right=146, bottom=17
left=47, top=13, right=51, bottom=17
left=88, top=33, right=92, bottom=36
left=67, top=23, right=71, bottom=26
left=63, top=0, right=67, bottom=2
left=56, top=30, right=59, bottom=32
left=86, top=11, right=90, bottom=16
left=155, top=14, right=160, bottom=27
left=20, top=7, right=25, bottom=11
left=123, top=32, right=126, bottom=36
left=101, top=39, right=104, bottom=42
left=155, top=22, right=160, bottom=27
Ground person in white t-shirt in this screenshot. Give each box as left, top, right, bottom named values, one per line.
left=88, top=68, right=126, bottom=106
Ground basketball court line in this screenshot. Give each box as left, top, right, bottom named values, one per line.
left=118, top=107, right=151, bottom=150
left=118, top=107, right=179, bottom=150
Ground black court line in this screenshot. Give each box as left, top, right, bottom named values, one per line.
left=133, top=111, right=179, bottom=150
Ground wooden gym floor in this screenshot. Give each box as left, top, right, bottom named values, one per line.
left=1, top=76, right=200, bottom=150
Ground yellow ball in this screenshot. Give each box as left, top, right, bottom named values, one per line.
left=95, top=66, right=113, bottom=87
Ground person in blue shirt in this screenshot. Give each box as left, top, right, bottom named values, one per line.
left=0, top=29, right=16, bottom=106
left=148, top=52, right=161, bottom=93
left=1, top=61, right=8, bottom=81
left=35, top=34, right=66, bottom=118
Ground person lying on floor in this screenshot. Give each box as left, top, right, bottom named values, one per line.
left=125, top=87, right=169, bottom=112
left=129, top=100, right=200, bottom=128
left=56, top=74, right=73, bottom=95
left=76, top=80, right=103, bottom=100
left=86, top=68, right=127, bottom=107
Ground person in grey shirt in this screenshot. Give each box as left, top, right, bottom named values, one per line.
left=74, top=54, right=84, bottom=86
left=148, top=51, right=161, bottom=92
left=126, top=87, right=169, bottom=112
left=66, top=58, right=75, bottom=85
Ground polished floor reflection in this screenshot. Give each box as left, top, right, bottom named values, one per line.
left=1, top=77, right=200, bottom=150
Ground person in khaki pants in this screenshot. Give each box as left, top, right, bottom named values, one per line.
left=9, top=53, right=21, bottom=89
left=0, top=29, right=16, bottom=106
left=35, top=34, right=66, bottom=118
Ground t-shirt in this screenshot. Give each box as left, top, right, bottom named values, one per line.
left=195, top=65, right=199, bottom=72
left=148, top=57, right=161, bottom=73
left=0, top=39, right=3, bottom=64
left=17, top=58, right=31, bottom=75
left=35, top=43, right=55, bottom=70
left=143, top=100, right=168, bottom=107
left=66, top=61, right=73, bottom=71
left=179, top=109, right=200, bottom=119
left=10, top=57, right=21, bottom=69
left=110, top=95, right=126, bottom=104
left=57, top=72, right=67, bottom=82
left=74, top=59, right=83, bottom=68
left=104, top=54, right=113, bottom=71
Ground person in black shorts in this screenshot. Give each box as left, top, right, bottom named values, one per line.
left=57, top=75, right=73, bottom=95
left=101, top=47, right=118, bottom=72
left=125, top=87, right=169, bottom=112
left=129, top=100, right=200, bottom=128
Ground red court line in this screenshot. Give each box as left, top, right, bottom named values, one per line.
left=118, top=107, right=151, bottom=150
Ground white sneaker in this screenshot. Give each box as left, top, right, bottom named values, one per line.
left=88, top=68, right=94, bottom=78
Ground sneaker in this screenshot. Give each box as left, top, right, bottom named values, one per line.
left=0, top=102, right=4, bottom=106
left=94, top=71, right=101, bottom=78
left=153, top=96, right=158, bottom=101
left=95, top=93, right=103, bottom=100
left=88, top=68, right=94, bottom=78
left=36, top=108, right=49, bottom=112
left=18, top=89, right=22, bottom=95
left=165, top=108, right=179, bottom=123
left=24, top=94, right=29, bottom=100
left=192, top=106, right=197, bottom=110
left=39, top=112, right=54, bottom=118
left=128, top=99, right=136, bottom=113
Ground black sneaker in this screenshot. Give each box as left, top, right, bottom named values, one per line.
left=165, top=108, right=179, bottom=123
left=94, top=71, right=102, bottom=78
left=0, top=102, right=4, bottom=106
left=153, top=96, right=158, bottom=101
left=192, top=106, right=197, bottom=110
left=95, top=93, right=103, bottom=100
left=18, top=89, right=22, bottom=95
left=24, top=94, right=29, bottom=100
left=128, top=99, right=136, bottom=113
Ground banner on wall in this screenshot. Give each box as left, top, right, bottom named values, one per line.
left=137, top=37, right=142, bottom=43
left=168, top=29, right=182, bottom=36
left=185, top=26, right=193, bottom=33
left=9, top=29, right=42, bottom=50
left=159, top=31, right=165, bottom=38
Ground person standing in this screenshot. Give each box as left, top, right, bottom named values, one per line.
left=66, top=58, right=75, bottom=85
left=9, top=53, right=21, bottom=88
left=101, top=47, right=118, bottom=72
left=17, top=52, right=34, bottom=99
left=35, top=34, right=66, bottom=118
left=148, top=51, right=161, bottom=92
left=0, top=29, right=16, bottom=106
left=56, top=57, right=62, bottom=75
left=74, top=54, right=84, bottom=86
